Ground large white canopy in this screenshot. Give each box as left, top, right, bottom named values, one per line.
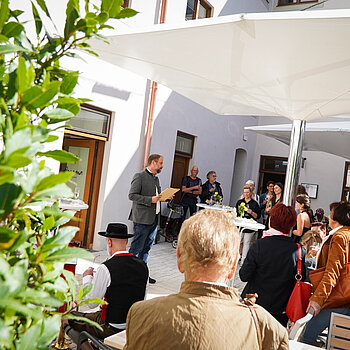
left=245, top=121, right=350, bottom=159
left=90, top=9, right=350, bottom=121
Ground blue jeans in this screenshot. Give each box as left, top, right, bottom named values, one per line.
left=302, top=307, right=350, bottom=344
left=129, top=219, right=158, bottom=263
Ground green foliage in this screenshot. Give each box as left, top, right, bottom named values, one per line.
left=0, top=1, right=137, bottom=349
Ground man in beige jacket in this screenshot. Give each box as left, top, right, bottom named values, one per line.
left=124, top=209, right=288, bottom=350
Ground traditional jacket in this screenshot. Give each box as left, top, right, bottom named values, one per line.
left=310, top=226, right=350, bottom=308
left=124, top=281, right=288, bottom=350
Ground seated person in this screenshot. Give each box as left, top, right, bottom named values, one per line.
left=300, top=222, right=327, bottom=258
left=63, top=223, right=148, bottom=350
left=300, top=222, right=327, bottom=280
left=124, top=210, right=288, bottom=350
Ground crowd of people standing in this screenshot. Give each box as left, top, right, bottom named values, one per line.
left=63, top=158, right=350, bottom=349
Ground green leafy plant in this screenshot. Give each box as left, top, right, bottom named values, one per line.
left=0, top=1, right=137, bottom=349
left=212, top=191, right=222, bottom=204
left=238, top=202, right=247, bottom=218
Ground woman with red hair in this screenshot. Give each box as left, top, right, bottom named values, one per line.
left=240, top=202, right=306, bottom=326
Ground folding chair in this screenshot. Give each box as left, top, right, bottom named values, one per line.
left=77, top=331, right=115, bottom=350
left=327, top=312, right=350, bottom=350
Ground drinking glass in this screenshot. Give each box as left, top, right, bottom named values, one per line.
left=74, top=187, right=80, bottom=199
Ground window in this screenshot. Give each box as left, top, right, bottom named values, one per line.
left=66, top=104, right=111, bottom=139
left=186, top=0, right=212, bottom=21
left=278, top=0, right=318, bottom=5
left=175, top=132, right=195, bottom=156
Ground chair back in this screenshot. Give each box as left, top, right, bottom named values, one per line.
left=327, top=313, right=350, bottom=350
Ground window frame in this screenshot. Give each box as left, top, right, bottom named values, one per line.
left=186, top=0, right=212, bottom=20
left=175, top=131, right=195, bottom=157
left=65, top=103, right=112, bottom=141
left=277, top=0, right=318, bottom=6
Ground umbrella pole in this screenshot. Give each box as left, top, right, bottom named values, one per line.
left=283, top=119, right=306, bottom=209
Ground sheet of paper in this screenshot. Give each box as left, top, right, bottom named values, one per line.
left=159, top=187, right=179, bottom=201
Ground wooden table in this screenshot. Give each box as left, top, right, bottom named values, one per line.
left=289, top=340, right=320, bottom=349
left=104, top=331, right=320, bottom=349
left=104, top=330, right=126, bottom=349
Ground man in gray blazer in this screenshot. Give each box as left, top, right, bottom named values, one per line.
left=129, top=154, right=163, bottom=284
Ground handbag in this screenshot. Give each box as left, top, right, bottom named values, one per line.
left=286, top=244, right=312, bottom=322
left=309, top=263, right=350, bottom=309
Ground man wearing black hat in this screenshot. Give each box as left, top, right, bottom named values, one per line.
left=63, top=223, right=148, bottom=350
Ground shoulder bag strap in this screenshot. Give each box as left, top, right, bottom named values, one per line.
left=243, top=294, right=262, bottom=350
left=296, top=243, right=302, bottom=279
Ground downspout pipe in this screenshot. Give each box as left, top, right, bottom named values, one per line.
left=142, top=0, right=167, bottom=169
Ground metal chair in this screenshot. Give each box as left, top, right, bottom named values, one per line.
left=327, top=312, right=350, bottom=350
left=77, top=331, right=115, bottom=350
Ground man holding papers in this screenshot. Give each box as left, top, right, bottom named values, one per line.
left=128, top=154, right=171, bottom=284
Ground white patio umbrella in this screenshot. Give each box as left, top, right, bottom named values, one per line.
left=89, top=9, right=350, bottom=205
left=245, top=121, right=350, bottom=159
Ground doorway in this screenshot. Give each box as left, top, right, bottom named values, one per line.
left=229, top=148, right=247, bottom=206
left=60, top=136, right=104, bottom=248
left=257, top=155, right=288, bottom=195
left=170, top=153, right=190, bottom=203
left=170, top=131, right=195, bottom=203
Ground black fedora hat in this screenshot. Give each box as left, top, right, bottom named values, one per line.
left=98, top=223, right=134, bottom=239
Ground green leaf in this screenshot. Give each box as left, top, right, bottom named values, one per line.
left=56, top=96, right=81, bottom=116
left=0, top=227, right=19, bottom=250
left=80, top=283, right=93, bottom=300
left=101, top=0, right=123, bottom=18
left=116, top=8, right=138, bottom=19
left=36, top=171, right=74, bottom=192
left=1, top=21, right=24, bottom=38
left=32, top=183, right=73, bottom=200
left=17, top=319, right=41, bottom=350
left=79, top=298, right=106, bottom=306
left=45, top=135, right=59, bottom=143
left=35, top=0, right=52, bottom=20
left=42, top=215, right=55, bottom=231
left=42, top=226, right=79, bottom=252
left=64, top=0, right=79, bottom=38
left=0, top=0, right=9, bottom=32
left=60, top=72, right=78, bottom=94
left=37, top=150, right=80, bottom=163
left=45, top=247, right=91, bottom=262
left=22, top=81, right=61, bottom=109
left=0, top=172, right=14, bottom=185
left=43, top=108, right=74, bottom=123
left=0, top=43, right=27, bottom=55
left=37, top=315, right=61, bottom=346
left=0, top=299, right=43, bottom=319
left=6, top=153, right=32, bottom=168
left=3, top=127, right=31, bottom=160
left=65, top=313, right=103, bottom=331
left=97, top=12, right=108, bottom=24
left=0, top=183, right=22, bottom=219
left=31, top=2, right=42, bottom=37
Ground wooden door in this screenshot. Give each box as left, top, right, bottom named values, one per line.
left=60, top=137, right=104, bottom=247
left=170, top=153, right=190, bottom=203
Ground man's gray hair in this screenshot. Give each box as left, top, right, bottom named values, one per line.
left=206, top=171, right=216, bottom=179
left=245, top=179, right=255, bottom=186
